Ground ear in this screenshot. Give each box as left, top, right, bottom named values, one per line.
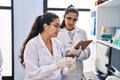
left=43, top=23, right=48, bottom=30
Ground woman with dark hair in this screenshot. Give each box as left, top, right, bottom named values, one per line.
left=19, top=12, right=75, bottom=80
left=57, top=5, right=91, bottom=80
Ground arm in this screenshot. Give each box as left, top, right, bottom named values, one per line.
left=69, top=45, right=91, bottom=60
left=69, top=29, right=91, bottom=60
left=77, top=47, right=91, bottom=60
left=62, top=58, right=76, bottom=75
left=76, top=29, right=91, bottom=60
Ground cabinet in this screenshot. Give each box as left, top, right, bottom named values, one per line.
left=93, top=0, right=120, bottom=78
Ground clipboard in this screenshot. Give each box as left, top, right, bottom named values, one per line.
left=75, top=40, right=93, bottom=50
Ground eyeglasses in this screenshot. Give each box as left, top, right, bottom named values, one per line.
left=51, top=23, right=60, bottom=29
left=65, top=17, right=78, bottom=22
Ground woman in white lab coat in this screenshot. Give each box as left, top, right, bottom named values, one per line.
left=19, top=12, right=75, bottom=80
left=0, top=49, right=3, bottom=80
left=57, top=5, right=91, bottom=80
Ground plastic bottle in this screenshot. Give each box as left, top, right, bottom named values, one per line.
left=117, top=27, right=120, bottom=47
left=113, top=27, right=120, bottom=46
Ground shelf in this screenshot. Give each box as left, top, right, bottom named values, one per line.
left=97, top=39, right=120, bottom=50
left=95, top=0, right=120, bottom=40
left=97, top=0, right=120, bottom=8
left=92, top=0, right=120, bottom=51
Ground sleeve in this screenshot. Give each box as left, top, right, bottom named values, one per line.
left=77, top=47, right=91, bottom=60
left=76, top=29, right=91, bottom=60
left=24, top=42, right=57, bottom=79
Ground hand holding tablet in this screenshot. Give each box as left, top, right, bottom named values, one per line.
left=74, top=40, right=93, bottom=50
left=65, top=40, right=92, bottom=58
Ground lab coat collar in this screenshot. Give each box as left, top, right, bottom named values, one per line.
left=37, top=34, right=46, bottom=48
left=37, top=34, right=58, bottom=49
left=37, top=34, right=59, bottom=57
left=60, top=26, right=80, bottom=41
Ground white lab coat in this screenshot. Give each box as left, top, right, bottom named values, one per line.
left=0, top=49, right=3, bottom=80
left=57, top=27, right=91, bottom=80
left=24, top=34, right=65, bottom=80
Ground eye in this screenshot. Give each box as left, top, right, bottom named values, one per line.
left=51, top=23, right=60, bottom=28
left=54, top=25, right=58, bottom=27
left=55, top=25, right=60, bottom=28
left=66, top=17, right=72, bottom=20
left=66, top=17, right=78, bottom=22
left=73, top=18, right=78, bottom=21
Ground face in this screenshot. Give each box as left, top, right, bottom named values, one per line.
left=64, top=12, right=78, bottom=31
left=47, top=18, right=60, bottom=37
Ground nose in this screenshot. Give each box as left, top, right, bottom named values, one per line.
left=57, top=27, right=60, bottom=31
left=69, top=20, right=75, bottom=24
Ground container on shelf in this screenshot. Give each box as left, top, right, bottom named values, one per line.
left=100, top=26, right=116, bottom=41
left=112, top=27, right=120, bottom=47
left=95, top=0, right=108, bottom=6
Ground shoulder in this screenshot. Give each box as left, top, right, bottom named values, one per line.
left=57, top=28, right=67, bottom=38
left=26, top=35, right=39, bottom=47
left=75, top=27, right=86, bottom=33
left=58, top=28, right=67, bottom=33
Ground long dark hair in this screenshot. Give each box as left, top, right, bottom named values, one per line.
left=60, top=4, right=79, bottom=28
left=19, top=12, right=59, bottom=67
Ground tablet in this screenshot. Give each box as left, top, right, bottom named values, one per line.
left=75, top=40, right=93, bottom=50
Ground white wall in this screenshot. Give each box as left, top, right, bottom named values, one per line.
left=13, top=0, right=43, bottom=80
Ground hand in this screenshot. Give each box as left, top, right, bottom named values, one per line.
left=65, top=50, right=75, bottom=58
left=69, top=45, right=82, bottom=57
left=67, top=58, right=76, bottom=74
left=55, top=57, right=74, bottom=69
